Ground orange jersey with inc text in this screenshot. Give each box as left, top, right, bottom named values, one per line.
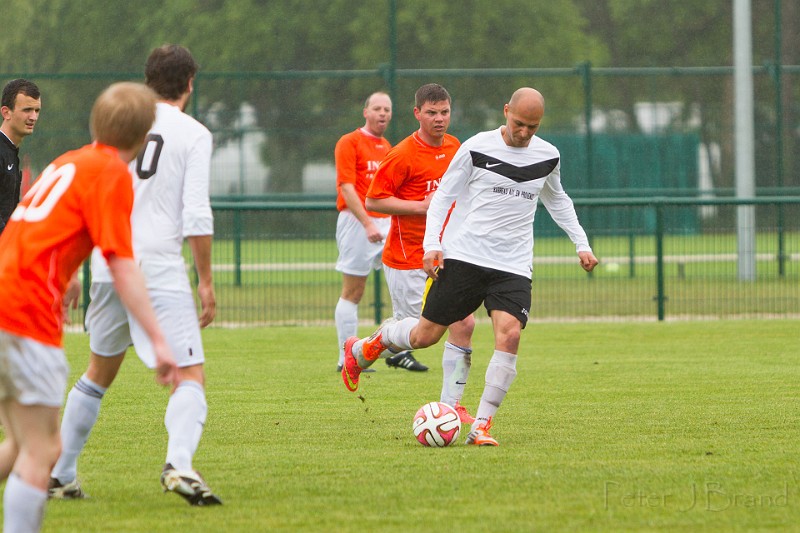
left=367, top=132, right=460, bottom=269
left=335, top=128, right=391, bottom=217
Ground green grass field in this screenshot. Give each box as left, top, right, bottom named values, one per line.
left=36, top=320, right=799, bottom=532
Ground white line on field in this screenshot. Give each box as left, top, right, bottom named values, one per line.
left=211, top=253, right=800, bottom=271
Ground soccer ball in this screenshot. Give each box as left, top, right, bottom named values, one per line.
left=412, top=401, right=461, bottom=447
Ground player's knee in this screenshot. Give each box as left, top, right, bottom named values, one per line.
left=496, top=331, right=521, bottom=353
left=178, top=364, right=205, bottom=386
left=410, top=328, right=444, bottom=349
left=456, top=314, right=476, bottom=336
left=492, top=313, right=522, bottom=353
left=340, top=289, right=364, bottom=303
left=28, top=436, right=61, bottom=471
left=87, top=352, right=125, bottom=387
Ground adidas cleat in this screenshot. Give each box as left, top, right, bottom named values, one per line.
left=465, top=417, right=499, bottom=446
left=385, top=351, right=428, bottom=371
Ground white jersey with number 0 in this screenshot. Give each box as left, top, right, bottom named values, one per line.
left=90, top=102, right=214, bottom=291
left=423, top=127, right=591, bottom=279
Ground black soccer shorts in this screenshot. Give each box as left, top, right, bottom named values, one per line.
left=421, top=258, right=532, bottom=328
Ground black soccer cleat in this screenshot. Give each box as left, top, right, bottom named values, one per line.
left=160, top=463, right=222, bottom=506
left=48, top=477, right=87, bottom=500
left=385, top=351, right=428, bottom=372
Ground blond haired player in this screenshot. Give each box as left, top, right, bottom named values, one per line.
left=0, top=82, right=177, bottom=533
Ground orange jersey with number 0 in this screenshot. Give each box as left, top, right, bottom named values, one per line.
left=0, top=143, right=135, bottom=347
left=367, top=131, right=460, bottom=269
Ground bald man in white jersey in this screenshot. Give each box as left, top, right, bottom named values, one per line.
left=50, top=45, right=221, bottom=505
left=343, top=87, right=598, bottom=446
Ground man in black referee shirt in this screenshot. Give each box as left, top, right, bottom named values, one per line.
left=0, top=79, right=41, bottom=234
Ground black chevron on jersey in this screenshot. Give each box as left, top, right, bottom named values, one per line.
left=470, top=151, right=559, bottom=183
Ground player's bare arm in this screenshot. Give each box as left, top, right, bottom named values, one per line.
left=188, top=234, right=216, bottom=327
left=340, top=182, right=383, bottom=243
left=62, top=271, right=82, bottom=324
left=365, top=195, right=429, bottom=216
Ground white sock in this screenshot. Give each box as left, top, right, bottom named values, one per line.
left=4, top=473, right=47, bottom=533
left=382, top=317, right=417, bottom=350
left=440, top=342, right=471, bottom=407
left=164, top=381, right=207, bottom=472
left=335, top=298, right=358, bottom=366
left=51, top=375, right=107, bottom=484
left=474, top=350, right=517, bottom=429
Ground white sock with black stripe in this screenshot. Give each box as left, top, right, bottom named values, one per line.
left=51, top=374, right=107, bottom=484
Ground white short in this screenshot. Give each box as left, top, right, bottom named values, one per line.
left=85, top=283, right=205, bottom=369
left=335, top=210, right=390, bottom=276
left=0, top=330, right=68, bottom=407
left=383, top=265, right=428, bottom=320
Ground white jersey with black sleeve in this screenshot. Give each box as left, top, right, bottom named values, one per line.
left=423, top=127, right=591, bottom=279
left=90, top=102, right=214, bottom=292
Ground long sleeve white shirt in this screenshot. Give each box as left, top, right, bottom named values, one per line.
left=91, top=102, right=213, bottom=291
left=423, top=127, right=591, bottom=279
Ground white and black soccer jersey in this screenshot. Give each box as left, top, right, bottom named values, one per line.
left=91, top=102, right=214, bottom=291
left=423, top=127, right=591, bottom=279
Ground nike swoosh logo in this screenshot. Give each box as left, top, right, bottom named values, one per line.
left=485, top=162, right=502, bottom=168
left=6, top=165, right=12, bottom=171
left=455, top=381, right=467, bottom=385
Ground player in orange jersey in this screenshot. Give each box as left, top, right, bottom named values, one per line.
left=333, top=92, right=392, bottom=372
left=351, top=84, right=475, bottom=422
left=0, top=82, right=178, bottom=533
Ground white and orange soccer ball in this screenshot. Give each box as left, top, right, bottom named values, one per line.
left=412, top=401, right=461, bottom=447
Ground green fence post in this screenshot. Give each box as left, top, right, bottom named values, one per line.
left=628, top=232, right=636, bottom=278
left=579, top=61, right=594, bottom=189
left=774, top=0, right=785, bottom=277
left=777, top=204, right=786, bottom=277
left=233, top=209, right=242, bottom=287
left=654, top=201, right=666, bottom=321
left=82, top=259, right=91, bottom=320
left=373, top=269, right=383, bottom=325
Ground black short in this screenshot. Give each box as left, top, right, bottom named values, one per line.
left=421, top=259, right=532, bottom=328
